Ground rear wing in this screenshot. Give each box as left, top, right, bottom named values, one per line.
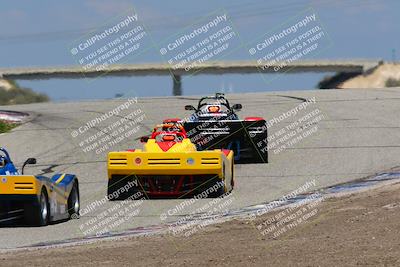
left=183, top=120, right=268, bottom=163
left=107, top=150, right=228, bottom=177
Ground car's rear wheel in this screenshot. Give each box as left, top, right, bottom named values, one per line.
left=107, top=175, right=139, bottom=201
left=206, top=173, right=225, bottom=198
left=230, top=163, right=235, bottom=190
left=24, top=188, right=50, bottom=226
left=68, top=182, right=80, bottom=218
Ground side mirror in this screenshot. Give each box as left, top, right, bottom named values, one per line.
left=232, top=103, right=242, bottom=111
left=22, top=158, right=37, bottom=175
left=140, top=136, right=150, bottom=143
left=185, top=105, right=196, bottom=111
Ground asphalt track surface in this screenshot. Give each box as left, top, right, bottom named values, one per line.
left=1, top=88, right=400, bottom=249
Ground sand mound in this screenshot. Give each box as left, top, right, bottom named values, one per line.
left=339, top=63, right=400, bottom=88
left=0, top=79, right=14, bottom=91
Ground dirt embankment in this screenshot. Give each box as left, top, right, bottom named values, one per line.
left=0, top=79, right=13, bottom=91
left=2, top=182, right=400, bottom=267
left=339, top=63, right=400, bottom=89
left=0, top=79, right=49, bottom=105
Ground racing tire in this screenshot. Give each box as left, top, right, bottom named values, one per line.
left=107, top=175, right=139, bottom=201
left=24, top=188, right=50, bottom=226
left=68, top=181, right=80, bottom=219
left=230, top=163, right=235, bottom=190
left=206, top=174, right=226, bottom=198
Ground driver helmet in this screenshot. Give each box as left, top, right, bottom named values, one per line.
left=0, top=156, right=6, bottom=168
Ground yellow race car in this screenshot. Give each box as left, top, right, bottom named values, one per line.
left=107, top=124, right=234, bottom=199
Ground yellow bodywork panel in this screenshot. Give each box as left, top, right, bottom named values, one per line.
left=108, top=139, right=231, bottom=178
left=108, top=151, right=224, bottom=177
left=0, top=175, right=40, bottom=195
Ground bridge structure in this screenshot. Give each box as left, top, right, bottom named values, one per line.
left=0, top=59, right=382, bottom=95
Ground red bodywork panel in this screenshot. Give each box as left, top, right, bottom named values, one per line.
left=156, top=141, right=177, bottom=152
left=138, top=175, right=214, bottom=197
left=244, top=116, right=264, bottom=121
left=222, top=149, right=231, bottom=156
left=163, top=118, right=181, bottom=123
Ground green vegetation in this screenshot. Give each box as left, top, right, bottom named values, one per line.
left=0, top=121, right=16, bottom=133
left=0, top=80, right=49, bottom=105
left=385, top=78, right=400, bottom=87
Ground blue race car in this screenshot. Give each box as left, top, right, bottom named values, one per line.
left=0, top=148, right=80, bottom=226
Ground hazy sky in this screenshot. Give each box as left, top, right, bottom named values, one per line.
left=0, top=0, right=398, bottom=100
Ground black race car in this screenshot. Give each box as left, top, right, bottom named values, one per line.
left=172, top=93, right=268, bottom=163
